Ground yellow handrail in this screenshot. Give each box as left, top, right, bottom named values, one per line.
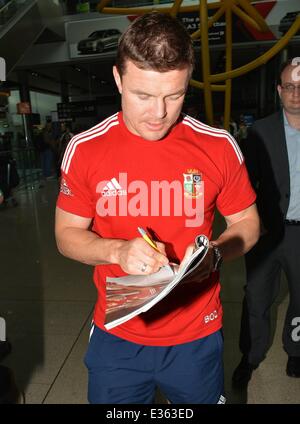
left=210, top=16, right=300, bottom=82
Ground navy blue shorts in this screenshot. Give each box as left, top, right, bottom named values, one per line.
left=84, top=325, right=225, bottom=404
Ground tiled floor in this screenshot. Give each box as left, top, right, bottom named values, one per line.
left=0, top=181, right=299, bottom=404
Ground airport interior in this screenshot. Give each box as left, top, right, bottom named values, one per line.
left=0, top=0, right=300, bottom=404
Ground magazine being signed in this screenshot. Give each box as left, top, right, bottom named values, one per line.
left=104, top=235, right=209, bottom=330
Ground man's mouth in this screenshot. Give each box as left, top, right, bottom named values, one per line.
left=146, top=122, right=165, bottom=131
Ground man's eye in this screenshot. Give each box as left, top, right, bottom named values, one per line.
left=282, top=84, right=296, bottom=91
left=169, top=94, right=183, bottom=101
left=138, top=94, right=149, bottom=100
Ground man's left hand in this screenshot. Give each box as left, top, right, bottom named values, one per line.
left=179, top=243, right=215, bottom=284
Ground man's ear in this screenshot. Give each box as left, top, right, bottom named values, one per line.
left=113, top=66, right=122, bottom=94
left=277, top=84, right=282, bottom=100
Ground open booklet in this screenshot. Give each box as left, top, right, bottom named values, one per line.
left=104, top=235, right=210, bottom=330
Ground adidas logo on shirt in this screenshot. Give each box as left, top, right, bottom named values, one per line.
left=102, top=177, right=127, bottom=197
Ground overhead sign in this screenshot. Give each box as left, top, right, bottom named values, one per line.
left=57, top=101, right=96, bottom=120
left=0, top=90, right=10, bottom=97
left=17, top=102, right=32, bottom=115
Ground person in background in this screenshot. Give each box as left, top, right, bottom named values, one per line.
left=0, top=154, right=19, bottom=207
left=55, top=12, right=259, bottom=404
left=233, top=60, right=300, bottom=388
left=229, top=118, right=238, bottom=140
left=237, top=118, right=248, bottom=148
left=41, top=120, right=56, bottom=180
left=57, top=123, right=74, bottom=176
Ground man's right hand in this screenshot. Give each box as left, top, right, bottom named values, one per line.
left=114, top=238, right=169, bottom=275
left=55, top=207, right=169, bottom=271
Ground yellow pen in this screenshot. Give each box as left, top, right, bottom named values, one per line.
left=137, top=227, right=161, bottom=253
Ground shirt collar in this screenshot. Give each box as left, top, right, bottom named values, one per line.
left=283, top=110, right=299, bottom=135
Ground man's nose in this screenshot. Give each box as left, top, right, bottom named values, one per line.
left=153, top=98, right=167, bottom=119
left=293, top=86, right=300, bottom=96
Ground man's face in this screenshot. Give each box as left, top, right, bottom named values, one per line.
left=277, top=65, right=300, bottom=116
left=113, top=60, right=191, bottom=141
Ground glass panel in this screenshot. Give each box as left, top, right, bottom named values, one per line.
left=0, top=0, right=32, bottom=27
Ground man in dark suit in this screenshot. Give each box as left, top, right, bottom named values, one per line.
left=233, top=59, right=300, bottom=387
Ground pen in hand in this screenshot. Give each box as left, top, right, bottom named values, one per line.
left=137, top=227, right=162, bottom=254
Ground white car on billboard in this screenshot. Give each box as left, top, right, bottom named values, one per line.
left=77, top=29, right=121, bottom=54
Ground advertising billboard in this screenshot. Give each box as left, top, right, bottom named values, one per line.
left=66, top=15, right=132, bottom=59
left=66, top=0, right=300, bottom=60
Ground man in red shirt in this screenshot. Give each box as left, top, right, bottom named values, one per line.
left=55, top=12, right=259, bottom=404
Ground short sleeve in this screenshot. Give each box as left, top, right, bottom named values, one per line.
left=57, top=144, right=95, bottom=218
left=216, top=139, right=256, bottom=216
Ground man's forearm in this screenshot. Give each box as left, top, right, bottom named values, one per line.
left=56, top=227, right=124, bottom=266
left=213, top=217, right=259, bottom=262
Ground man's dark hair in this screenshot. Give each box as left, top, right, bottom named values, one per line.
left=278, top=59, right=298, bottom=85
left=116, top=12, right=194, bottom=76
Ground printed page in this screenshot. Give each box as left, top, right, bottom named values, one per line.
left=104, top=234, right=209, bottom=330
